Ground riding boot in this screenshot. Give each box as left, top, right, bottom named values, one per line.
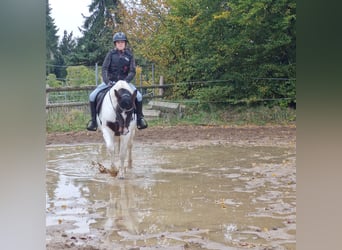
left=135, top=99, right=148, bottom=129
left=86, top=101, right=97, bottom=131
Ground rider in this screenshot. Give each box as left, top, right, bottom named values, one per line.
left=86, top=32, right=148, bottom=131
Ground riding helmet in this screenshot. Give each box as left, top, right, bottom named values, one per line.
left=113, top=32, right=128, bottom=43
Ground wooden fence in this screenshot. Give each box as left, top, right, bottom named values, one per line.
left=46, top=84, right=172, bottom=109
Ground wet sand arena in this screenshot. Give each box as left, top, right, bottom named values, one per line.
left=46, top=129, right=296, bottom=250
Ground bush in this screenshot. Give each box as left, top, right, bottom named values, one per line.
left=46, top=74, right=63, bottom=87
left=66, top=66, right=96, bottom=86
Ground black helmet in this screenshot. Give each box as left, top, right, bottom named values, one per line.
left=113, top=32, right=128, bottom=43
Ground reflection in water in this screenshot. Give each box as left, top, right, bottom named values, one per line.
left=104, top=182, right=139, bottom=234
left=46, top=143, right=296, bottom=249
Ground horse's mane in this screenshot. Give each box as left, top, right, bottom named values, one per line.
left=113, top=80, right=134, bottom=94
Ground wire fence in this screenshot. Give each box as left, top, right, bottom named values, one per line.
left=46, top=81, right=295, bottom=111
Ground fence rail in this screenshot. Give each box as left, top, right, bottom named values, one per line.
left=45, top=79, right=295, bottom=110
left=46, top=84, right=171, bottom=109
left=45, top=84, right=173, bottom=93
left=46, top=85, right=95, bottom=93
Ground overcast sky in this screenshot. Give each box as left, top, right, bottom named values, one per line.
left=49, top=0, right=92, bottom=39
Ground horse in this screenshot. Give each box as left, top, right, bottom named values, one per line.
left=96, top=80, right=137, bottom=179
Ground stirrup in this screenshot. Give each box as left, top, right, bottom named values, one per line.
left=86, top=120, right=97, bottom=131
left=137, top=118, right=148, bottom=130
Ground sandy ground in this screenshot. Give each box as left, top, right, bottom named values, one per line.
left=46, top=125, right=296, bottom=250
left=46, top=125, right=296, bottom=147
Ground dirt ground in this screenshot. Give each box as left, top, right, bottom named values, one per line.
left=46, top=125, right=296, bottom=250
left=46, top=125, right=296, bottom=147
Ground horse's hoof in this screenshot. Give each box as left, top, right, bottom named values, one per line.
left=107, top=168, right=118, bottom=177
left=117, top=171, right=125, bottom=179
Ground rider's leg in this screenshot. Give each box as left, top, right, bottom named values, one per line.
left=86, top=101, right=97, bottom=131
left=87, top=82, right=108, bottom=131
left=128, top=83, right=148, bottom=129
left=135, top=98, right=148, bottom=129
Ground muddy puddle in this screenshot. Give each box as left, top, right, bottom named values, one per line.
left=46, top=142, right=296, bottom=250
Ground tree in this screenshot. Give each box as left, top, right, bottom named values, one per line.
left=119, top=0, right=170, bottom=83
left=65, top=0, right=296, bottom=106
left=70, top=0, right=124, bottom=66
left=59, top=30, right=77, bottom=65
left=52, top=30, right=77, bottom=79
left=130, top=0, right=296, bottom=105
left=46, top=0, right=60, bottom=76
left=226, top=0, right=296, bottom=101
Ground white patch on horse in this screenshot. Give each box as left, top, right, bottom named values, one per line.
left=97, top=80, right=137, bottom=179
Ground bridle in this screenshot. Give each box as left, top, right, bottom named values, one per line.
left=115, top=93, right=135, bottom=113
left=109, top=88, right=135, bottom=134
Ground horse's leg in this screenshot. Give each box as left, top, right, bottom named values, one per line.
left=114, top=135, right=120, bottom=156
left=127, top=141, right=133, bottom=169
left=117, top=144, right=125, bottom=179
left=102, top=126, right=116, bottom=170
left=127, top=130, right=135, bottom=169
left=117, top=135, right=129, bottom=179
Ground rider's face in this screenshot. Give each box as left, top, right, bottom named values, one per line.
left=115, top=40, right=126, bottom=51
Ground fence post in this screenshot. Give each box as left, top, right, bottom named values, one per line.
left=159, top=76, right=164, bottom=96
left=139, top=70, right=143, bottom=94
left=152, top=63, right=155, bottom=85
left=95, top=63, right=98, bottom=86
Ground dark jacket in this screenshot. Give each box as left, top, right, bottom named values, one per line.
left=101, top=48, right=136, bottom=84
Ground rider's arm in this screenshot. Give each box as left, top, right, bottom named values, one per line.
left=124, top=54, right=136, bottom=83
left=102, top=51, right=112, bottom=84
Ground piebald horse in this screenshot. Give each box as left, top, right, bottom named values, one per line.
left=97, top=80, right=137, bottom=179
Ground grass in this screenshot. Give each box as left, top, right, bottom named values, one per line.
left=149, top=104, right=295, bottom=127
left=46, top=104, right=295, bottom=132
left=46, top=109, right=89, bottom=132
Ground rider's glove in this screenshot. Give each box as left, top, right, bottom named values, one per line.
left=108, top=81, right=115, bottom=87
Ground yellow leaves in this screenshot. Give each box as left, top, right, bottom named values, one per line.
left=136, top=65, right=142, bottom=76
left=213, top=11, right=230, bottom=20
left=187, top=14, right=199, bottom=26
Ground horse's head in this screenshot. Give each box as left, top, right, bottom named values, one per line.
left=113, top=87, right=137, bottom=135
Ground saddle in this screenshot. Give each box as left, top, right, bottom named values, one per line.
left=95, top=86, right=111, bottom=114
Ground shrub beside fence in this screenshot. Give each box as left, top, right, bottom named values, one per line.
left=45, top=80, right=295, bottom=132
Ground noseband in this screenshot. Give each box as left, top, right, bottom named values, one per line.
left=117, top=93, right=135, bottom=113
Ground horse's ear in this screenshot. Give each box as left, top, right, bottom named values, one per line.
left=114, top=89, right=120, bottom=99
